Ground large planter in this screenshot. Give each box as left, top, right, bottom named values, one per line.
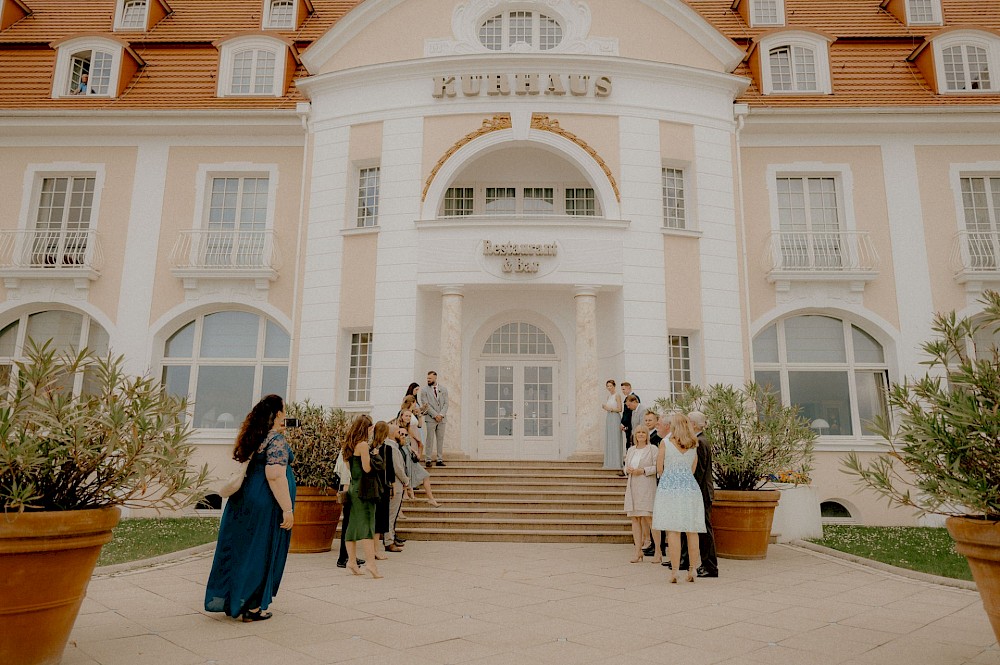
left=712, top=489, right=781, bottom=560
left=769, top=484, right=822, bottom=543
left=0, top=507, right=121, bottom=665
left=288, top=487, right=342, bottom=553
left=946, top=516, right=1000, bottom=643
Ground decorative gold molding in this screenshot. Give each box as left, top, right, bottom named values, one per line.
left=421, top=114, right=512, bottom=202
left=530, top=114, right=620, bottom=202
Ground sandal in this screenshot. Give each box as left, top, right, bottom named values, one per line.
left=241, top=609, right=272, bottom=622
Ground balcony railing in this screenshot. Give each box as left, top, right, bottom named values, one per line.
left=169, top=229, right=281, bottom=290
left=762, top=230, right=880, bottom=291
left=0, top=229, right=104, bottom=291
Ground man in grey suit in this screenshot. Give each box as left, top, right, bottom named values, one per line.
left=421, top=370, right=448, bottom=467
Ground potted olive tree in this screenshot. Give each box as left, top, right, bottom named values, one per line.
left=657, top=382, right=816, bottom=559
left=0, top=342, right=209, bottom=665
left=845, top=290, right=1000, bottom=642
left=284, top=401, right=347, bottom=554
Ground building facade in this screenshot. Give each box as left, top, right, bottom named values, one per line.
left=2, top=0, right=999, bottom=524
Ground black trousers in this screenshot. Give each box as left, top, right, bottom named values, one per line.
left=337, top=495, right=351, bottom=564
left=679, top=501, right=718, bottom=574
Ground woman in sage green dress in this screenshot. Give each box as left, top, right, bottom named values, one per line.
left=342, top=415, right=382, bottom=579
left=205, top=394, right=295, bottom=621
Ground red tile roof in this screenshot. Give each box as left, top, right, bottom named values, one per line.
left=1, top=0, right=999, bottom=110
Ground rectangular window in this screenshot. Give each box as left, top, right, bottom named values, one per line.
left=523, top=187, right=554, bottom=214
left=776, top=176, right=842, bottom=269
left=565, top=188, right=596, bottom=216
left=662, top=168, right=686, bottom=229
left=70, top=51, right=113, bottom=96
left=444, top=187, right=475, bottom=216
left=205, top=176, right=270, bottom=266
left=508, top=11, right=532, bottom=47
left=348, top=332, right=372, bottom=403
left=753, top=0, right=780, bottom=24
left=960, top=176, right=1000, bottom=269
left=267, top=0, right=295, bottom=28
left=357, top=167, right=380, bottom=227
left=485, top=187, right=516, bottom=214
left=32, top=176, right=95, bottom=266
left=907, top=0, right=936, bottom=23
left=120, top=0, right=148, bottom=29
left=231, top=49, right=276, bottom=95
left=668, top=335, right=691, bottom=400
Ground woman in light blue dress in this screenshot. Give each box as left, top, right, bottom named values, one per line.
left=652, top=412, right=706, bottom=583
left=602, top=379, right=623, bottom=469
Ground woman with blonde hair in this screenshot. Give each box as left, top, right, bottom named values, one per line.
left=652, top=412, right=706, bottom=582
left=342, top=414, right=383, bottom=578
left=623, top=425, right=659, bottom=563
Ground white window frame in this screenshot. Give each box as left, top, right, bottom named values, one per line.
left=661, top=163, right=694, bottom=231
left=749, top=0, right=785, bottom=27
left=932, top=32, right=1000, bottom=94
left=758, top=32, right=833, bottom=95
left=114, top=0, right=149, bottom=31
left=950, top=162, right=1000, bottom=276
left=193, top=163, right=278, bottom=232
left=19, top=163, right=106, bottom=235
left=766, top=163, right=857, bottom=235
left=346, top=330, right=373, bottom=404
left=904, top=0, right=942, bottom=26
left=752, top=315, right=890, bottom=444
left=667, top=334, right=693, bottom=401
left=477, top=9, right=564, bottom=52
left=263, top=0, right=297, bottom=29
left=160, top=311, right=291, bottom=431
left=51, top=38, right=125, bottom=99
left=438, top=183, right=600, bottom=217
left=355, top=165, right=381, bottom=228
left=216, top=36, right=287, bottom=98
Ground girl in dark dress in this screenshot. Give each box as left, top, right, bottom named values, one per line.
left=342, top=415, right=382, bottom=578
left=205, top=394, right=295, bottom=621
left=373, top=421, right=392, bottom=555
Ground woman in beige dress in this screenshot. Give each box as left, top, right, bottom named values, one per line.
left=623, top=425, right=659, bottom=563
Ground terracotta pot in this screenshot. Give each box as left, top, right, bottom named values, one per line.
left=711, top=489, right=781, bottom=560
left=0, top=507, right=121, bottom=665
left=288, top=487, right=342, bottom=553
left=946, top=516, right=1000, bottom=643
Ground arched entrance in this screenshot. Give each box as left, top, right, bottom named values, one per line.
left=477, top=321, right=560, bottom=459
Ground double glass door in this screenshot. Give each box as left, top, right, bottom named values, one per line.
left=480, top=361, right=558, bottom=459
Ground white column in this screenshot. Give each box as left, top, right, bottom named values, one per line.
left=695, top=125, right=745, bottom=386
left=881, top=139, right=935, bottom=377
left=574, top=286, right=601, bottom=455
left=618, top=116, right=670, bottom=397
left=114, top=139, right=170, bottom=375
left=439, top=285, right=463, bottom=457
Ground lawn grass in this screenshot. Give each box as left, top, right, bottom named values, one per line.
left=808, top=525, right=973, bottom=581
left=97, top=517, right=220, bottom=567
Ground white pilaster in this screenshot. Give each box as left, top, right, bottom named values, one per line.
left=114, top=140, right=170, bottom=375
left=440, top=285, right=464, bottom=455
left=297, top=124, right=349, bottom=405
left=370, top=117, right=425, bottom=419
left=574, top=285, right=601, bottom=454
left=695, top=124, right=744, bottom=386
left=881, top=139, right=934, bottom=377
left=618, top=116, right=670, bottom=398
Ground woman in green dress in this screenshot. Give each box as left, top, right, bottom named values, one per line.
left=342, top=414, right=383, bottom=578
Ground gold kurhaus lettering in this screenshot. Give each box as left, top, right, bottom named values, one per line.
left=432, top=74, right=611, bottom=99
left=483, top=241, right=559, bottom=257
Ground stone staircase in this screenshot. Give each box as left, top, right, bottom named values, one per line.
left=395, top=460, right=632, bottom=543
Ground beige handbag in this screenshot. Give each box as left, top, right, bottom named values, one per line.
left=219, top=460, right=249, bottom=498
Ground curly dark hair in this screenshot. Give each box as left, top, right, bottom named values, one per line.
left=233, top=394, right=284, bottom=463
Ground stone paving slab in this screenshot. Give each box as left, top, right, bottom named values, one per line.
left=60, top=542, right=998, bottom=665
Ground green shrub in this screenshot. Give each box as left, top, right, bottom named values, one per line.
left=284, top=401, right=347, bottom=491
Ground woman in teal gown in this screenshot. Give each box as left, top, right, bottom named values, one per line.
left=205, top=394, right=296, bottom=621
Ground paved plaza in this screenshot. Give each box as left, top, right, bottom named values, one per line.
left=63, top=542, right=998, bottom=665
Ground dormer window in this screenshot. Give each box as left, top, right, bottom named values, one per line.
left=216, top=35, right=298, bottom=98
left=732, top=0, right=785, bottom=28
left=754, top=31, right=834, bottom=95
left=911, top=30, right=1000, bottom=95
left=265, top=0, right=294, bottom=28
left=113, top=0, right=169, bottom=32
left=907, top=0, right=941, bottom=24
left=50, top=36, right=144, bottom=99
left=478, top=10, right=563, bottom=51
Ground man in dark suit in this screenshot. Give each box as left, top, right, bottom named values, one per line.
left=620, top=382, right=640, bottom=449
left=678, top=410, right=719, bottom=577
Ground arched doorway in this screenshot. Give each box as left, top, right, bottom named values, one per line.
left=477, top=321, right=560, bottom=459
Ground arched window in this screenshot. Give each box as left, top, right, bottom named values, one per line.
left=942, top=45, right=992, bottom=91
left=482, top=322, right=555, bottom=356
left=928, top=32, right=1000, bottom=94
left=479, top=10, right=563, bottom=52
left=161, top=311, right=290, bottom=429
left=769, top=45, right=817, bottom=92
left=216, top=36, right=291, bottom=98
left=119, top=0, right=148, bottom=30
left=752, top=315, right=889, bottom=437
left=0, top=310, right=110, bottom=395
left=265, top=0, right=295, bottom=29
left=757, top=31, right=833, bottom=95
